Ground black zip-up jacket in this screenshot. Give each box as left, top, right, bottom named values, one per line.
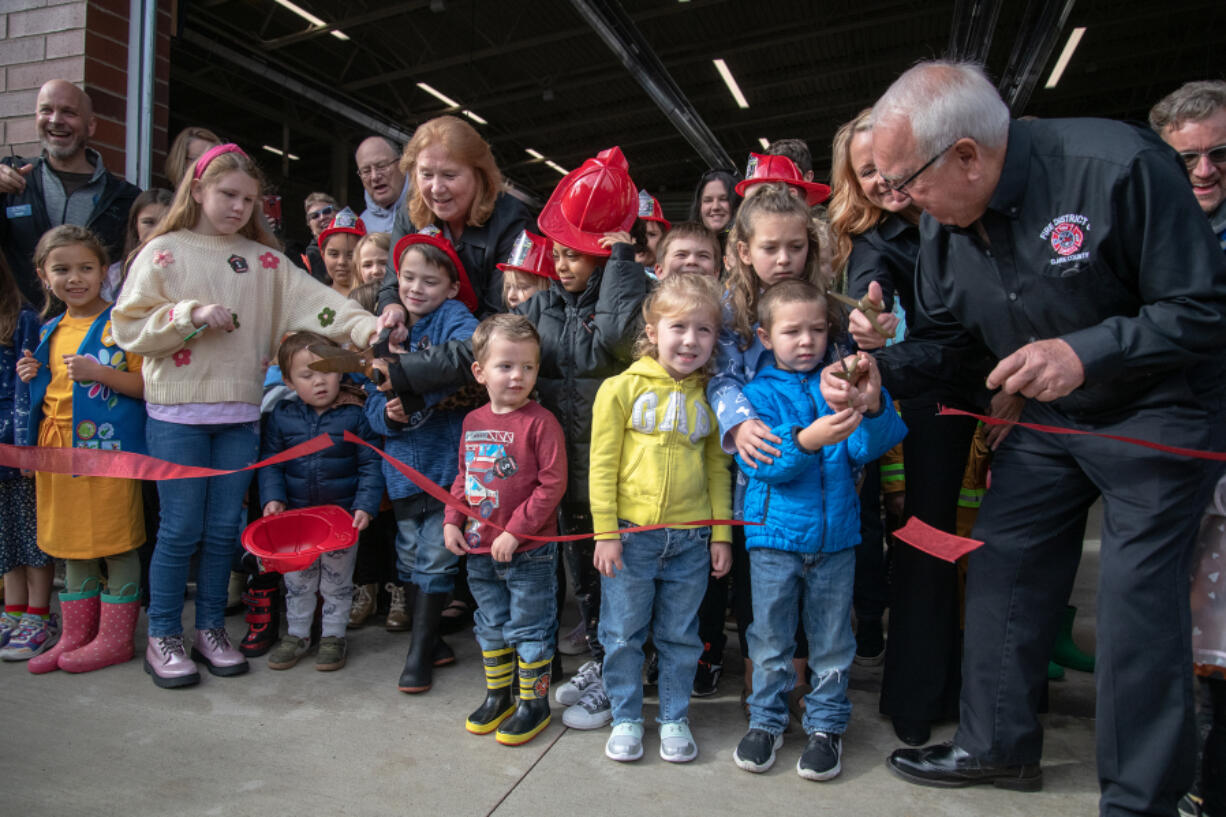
left=877, top=118, right=1226, bottom=423
left=1, top=153, right=139, bottom=307
left=378, top=191, right=531, bottom=318
left=386, top=241, right=647, bottom=500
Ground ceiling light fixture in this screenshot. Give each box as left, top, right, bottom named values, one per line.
left=545, top=160, right=569, bottom=175
left=525, top=148, right=545, bottom=160
left=273, top=0, right=348, bottom=40
left=758, top=137, right=770, bottom=151
left=261, top=145, right=300, bottom=160
left=462, top=109, right=488, bottom=125
left=416, top=82, right=461, bottom=108
left=1044, top=26, right=1086, bottom=89
left=713, top=58, right=749, bottom=109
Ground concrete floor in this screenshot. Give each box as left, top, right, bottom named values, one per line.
left=2, top=539, right=1103, bottom=817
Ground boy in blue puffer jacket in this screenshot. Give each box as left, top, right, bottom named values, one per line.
left=259, top=332, right=385, bottom=672
left=365, top=232, right=480, bottom=695
left=731, top=280, right=906, bottom=782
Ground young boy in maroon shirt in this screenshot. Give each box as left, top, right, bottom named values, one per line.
left=443, top=314, right=567, bottom=746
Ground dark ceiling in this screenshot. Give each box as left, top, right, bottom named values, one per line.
left=171, top=0, right=1226, bottom=241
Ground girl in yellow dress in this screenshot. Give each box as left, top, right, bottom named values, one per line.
left=11, top=225, right=146, bottom=673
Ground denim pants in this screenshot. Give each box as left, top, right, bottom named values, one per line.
left=391, top=494, right=457, bottom=595
left=468, top=542, right=558, bottom=665
left=599, top=524, right=709, bottom=726
left=746, top=547, right=856, bottom=736
left=146, top=418, right=258, bottom=637
left=283, top=544, right=358, bottom=639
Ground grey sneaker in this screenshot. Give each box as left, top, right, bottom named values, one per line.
left=605, top=722, right=644, bottom=762
left=315, top=636, right=347, bottom=671
left=267, top=636, right=309, bottom=670
left=555, top=659, right=601, bottom=706
left=659, top=721, right=698, bottom=763
left=562, top=678, right=612, bottom=729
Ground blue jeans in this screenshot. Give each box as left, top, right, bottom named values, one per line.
left=746, top=547, right=856, bottom=736
left=467, top=542, right=558, bottom=665
left=599, top=524, right=709, bottom=726
left=145, top=418, right=258, bottom=637
left=391, top=494, right=457, bottom=594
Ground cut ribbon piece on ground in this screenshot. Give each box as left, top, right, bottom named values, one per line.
left=938, top=405, right=1226, bottom=461
left=893, top=516, right=984, bottom=562
left=0, top=434, right=332, bottom=480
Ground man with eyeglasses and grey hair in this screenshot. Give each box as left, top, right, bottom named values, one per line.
left=823, top=59, right=1226, bottom=817
left=1151, top=80, right=1226, bottom=252
left=354, top=135, right=408, bottom=234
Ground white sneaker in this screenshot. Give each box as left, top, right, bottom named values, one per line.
left=659, top=721, right=698, bottom=763
left=555, top=659, right=601, bottom=706
left=562, top=678, right=613, bottom=729
left=605, top=722, right=644, bottom=762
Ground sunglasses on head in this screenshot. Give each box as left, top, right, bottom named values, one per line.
left=1179, top=145, right=1226, bottom=169
left=308, top=206, right=336, bottom=221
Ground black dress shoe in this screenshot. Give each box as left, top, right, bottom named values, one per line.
left=891, top=716, right=931, bottom=746
left=887, top=742, right=1042, bottom=791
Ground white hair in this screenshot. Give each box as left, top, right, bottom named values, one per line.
left=872, top=60, right=1010, bottom=163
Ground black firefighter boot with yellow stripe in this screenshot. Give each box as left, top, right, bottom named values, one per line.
left=466, top=647, right=517, bottom=734
left=495, top=652, right=553, bottom=746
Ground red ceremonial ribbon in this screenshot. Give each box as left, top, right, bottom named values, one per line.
left=938, top=405, right=1226, bottom=461
left=0, top=434, right=332, bottom=480
left=341, top=431, right=758, bottom=542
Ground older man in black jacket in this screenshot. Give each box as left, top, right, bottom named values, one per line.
left=0, top=79, right=139, bottom=307
left=827, top=61, right=1226, bottom=817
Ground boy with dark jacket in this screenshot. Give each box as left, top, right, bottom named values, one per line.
left=259, top=332, right=385, bottom=672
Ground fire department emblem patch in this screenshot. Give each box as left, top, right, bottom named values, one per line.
left=1049, top=222, right=1084, bottom=257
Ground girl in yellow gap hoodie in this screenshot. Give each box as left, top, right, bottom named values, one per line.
left=588, top=273, right=732, bottom=765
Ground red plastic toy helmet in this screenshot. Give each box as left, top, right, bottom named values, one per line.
left=393, top=229, right=480, bottom=313
left=496, top=230, right=559, bottom=281
left=734, top=153, right=831, bottom=206
left=637, top=189, right=671, bottom=231
left=538, top=146, right=637, bottom=257
left=241, top=505, right=359, bottom=573
left=318, top=207, right=367, bottom=249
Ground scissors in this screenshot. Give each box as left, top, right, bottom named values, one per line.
left=827, top=291, right=893, bottom=339
left=306, top=344, right=388, bottom=387
left=830, top=347, right=863, bottom=383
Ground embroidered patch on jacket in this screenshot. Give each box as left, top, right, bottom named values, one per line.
left=1039, top=213, right=1091, bottom=265
left=153, top=250, right=175, bottom=268
left=318, top=307, right=335, bottom=327
left=228, top=254, right=249, bottom=274
left=173, top=349, right=192, bottom=367
left=259, top=252, right=279, bottom=269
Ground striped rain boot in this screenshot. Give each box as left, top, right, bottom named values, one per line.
left=495, top=652, right=553, bottom=746
left=466, top=646, right=517, bottom=735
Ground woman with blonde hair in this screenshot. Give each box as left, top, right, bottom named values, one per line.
left=376, top=116, right=530, bottom=320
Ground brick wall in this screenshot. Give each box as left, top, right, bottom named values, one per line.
left=0, top=0, right=171, bottom=184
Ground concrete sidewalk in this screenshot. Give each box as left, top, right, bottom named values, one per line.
left=2, top=544, right=1102, bottom=817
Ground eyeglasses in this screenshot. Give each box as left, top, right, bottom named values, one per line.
left=882, top=142, right=955, bottom=194
left=356, top=159, right=398, bottom=180
left=307, top=206, right=335, bottom=221
left=1179, top=144, right=1226, bottom=169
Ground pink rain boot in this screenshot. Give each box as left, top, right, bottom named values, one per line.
left=28, top=588, right=100, bottom=674
left=59, top=591, right=139, bottom=673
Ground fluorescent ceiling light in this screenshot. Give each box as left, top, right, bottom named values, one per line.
left=545, top=161, right=568, bottom=175
left=525, top=148, right=545, bottom=160
left=1044, top=27, right=1086, bottom=89
left=273, top=0, right=348, bottom=41
left=417, top=82, right=461, bottom=108
left=713, top=58, right=748, bottom=109
left=759, top=137, right=770, bottom=151
left=261, top=145, right=300, bottom=160
left=462, top=109, right=487, bottom=125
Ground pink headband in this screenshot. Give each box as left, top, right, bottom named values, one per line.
left=193, top=143, right=248, bottom=180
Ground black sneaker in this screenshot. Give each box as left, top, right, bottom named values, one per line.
left=797, top=731, right=842, bottom=781
left=733, top=728, right=782, bottom=773
left=693, top=659, right=722, bottom=697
